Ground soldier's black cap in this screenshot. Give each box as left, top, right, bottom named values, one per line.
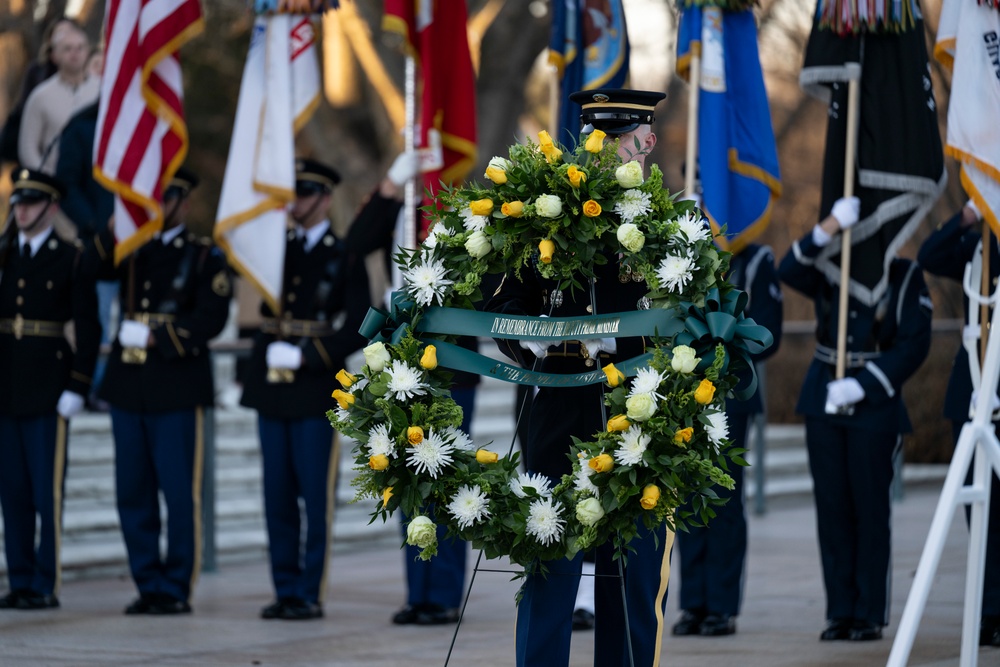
left=569, top=88, right=667, bottom=136
left=295, top=158, right=341, bottom=197
left=9, top=166, right=65, bottom=204
left=164, top=166, right=199, bottom=201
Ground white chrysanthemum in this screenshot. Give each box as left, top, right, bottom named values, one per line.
left=406, top=429, right=455, bottom=478
left=676, top=212, right=711, bottom=244
left=403, top=258, right=453, bottom=306
left=574, top=464, right=599, bottom=495
left=705, top=411, right=730, bottom=447
left=612, top=189, right=653, bottom=224
left=460, top=207, right=489, bottom=232
left=385, top=359, right=429, bottom=401
left=629, top=367, right=666, bottom=399
left=526, top=498, right=566, bottom=546
left=332, top=406, right=351, bottom=424
left=367, top=423, right=396, bottom=458
left=446, top=484, right=491, bottom=529
left=442, top=426, right=474, bottom=451
left=655, top=253, right=696, bottom=293
left=424, top=223, right=455, bottom=249
left=510, top=472, right=553, bottom=499
left=614, top=424, right=651, bottom=466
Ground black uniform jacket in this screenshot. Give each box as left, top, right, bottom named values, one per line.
left=241, top=225, right=371, bottom=419
left=93, top=227, right=232, bottom=412
left=0, top=229, right=100, bottom=416
left=779, top=229, right=932, bottom=431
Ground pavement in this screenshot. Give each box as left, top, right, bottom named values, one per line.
left=0, top=479, right=994, bottom=667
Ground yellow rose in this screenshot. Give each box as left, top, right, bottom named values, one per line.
left=407, top=426, right=424, bottom=445
left=538, top=130, right=562, bottom=163
left=602, top=363, right=625, bottom=388
left=538, top=239, right=555, bottom=264
left=332, top=389, right=355, bottom=410
left=673, top=427, right=694, bottom=445
left=589, top=453, right=615, bottom=473
left=476, top=449, right=499, bottom=464
left=420, top=345, right=438, bottom=370
left=694, top=379, right=716, bottom=405
left=640, top=484, right=660, bottom=510
left=582, top=199, right=602, bottom=218
left=501, top=200, right=524, bottom=217
left=335, top=369, right=357, bottom=389
left=382, top=486, right=393, bottom=506
left=484, top=165, right=507, bottom=184
left=566, top=165, right=587, bottom=188
left=369, top=454, right=389, bottom=471
left=607, top=414, right=631, bottom=432
left=585, top=129, right=606, bottom=153
left=470, top=198, right=494, bottom=216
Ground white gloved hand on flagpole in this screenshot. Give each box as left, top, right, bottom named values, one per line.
left=831, top=196, right=861, bottom=230
left=824, top=377, right=865, bottom=414
left=119, top=320, right=151, bottom=349
left=56, top=390, right=85, bottom=419
left=387, top=151, right=421, bottom=187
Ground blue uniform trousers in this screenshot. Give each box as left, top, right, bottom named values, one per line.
left=676, top=411, right=749, bottom=616
left=0, top=414, right=66, bottom=596
left=259, top=415, right=338, bottom=604
left=515, top=521, right=673, bottom=667
left=399, top=387, right=474, bottom=609
left=805, top=416, right=897, bottom=625
left=111, top=407, right=202, bottom=603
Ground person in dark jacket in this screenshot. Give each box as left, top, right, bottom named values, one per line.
left=778, top=197, right=932, bottom=641
left=0, top=168, right=100, bottom=610
left=92, top=167, right=231, bottom=615
left=242, top=158, right=371, bottom=621
left=917, top=200, right=1000, bottom=647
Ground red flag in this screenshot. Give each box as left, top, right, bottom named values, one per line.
left=93, top=0, right=203, bottom=263
left=383, top=0, right=477, bottom=233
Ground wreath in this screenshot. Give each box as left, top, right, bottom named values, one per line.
left=327, top=129, right=772, bottom=567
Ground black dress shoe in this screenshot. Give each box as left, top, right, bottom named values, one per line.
left=146, top=594, right=191, bottom=615
left=673, top=609, right=707, bottom=636
left=700, top=613, right=736, bottom=636
left=0, top=590, right=27, bottom=609
left=572, top=608, right=595, bottom=631
left=416, top=604, right=459, bottom=625
left=981, top=615, right=1000, bottom=647
left=848, top=620, right=883, bottom=641
left=278, top=598, right=323, bottom=620
left=261, top=599, right=293, bottom=620
left=820, top=618, right=853, bottom=641
left=16, top=592, right=59, bottom=610
left=125, top=594, right=155, bottom=615
left=392, top=604, right=422, bottom=625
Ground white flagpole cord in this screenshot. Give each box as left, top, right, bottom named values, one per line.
left=404, top=54, right=417, bottom=252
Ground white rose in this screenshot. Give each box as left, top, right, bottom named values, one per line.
left=625, top=393, right=657, bottom=421
left=464, top=230, right=492, bottom=259
left=576, top=497, right=605, bottom=527
left=406, top=515, right=437, bottom=549
left=363, top=342, right=391, bottom=372
left=671, top=345, right=700, bottom=374
left=615, top=161, right=644, bottom=188
left=488, top=155, right=511, bottom=171
left=616, top=223, right=645, bottom=252
left=535, top=194, right=563, bottom=218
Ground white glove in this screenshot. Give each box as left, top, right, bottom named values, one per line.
left=824, top=377, right=865, bottom=414
left=831, top=196, right=861, bottom=230
left=812, top=224, right=833, bottom=248
left=266, top=341, right=303, bottom=370
left=966, top=199, right=982, bottom=222
left=580, top=338, right=618, bottom=358
left=57, top=391, right=85, bottom=419
left=386, top=151, right=421, bottom=187
left=520, top=339, right=550, bottom=358
left=118, top=320, right=151, bottom=349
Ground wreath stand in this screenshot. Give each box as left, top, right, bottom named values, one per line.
left=888, top=255, right=1000, bottom=667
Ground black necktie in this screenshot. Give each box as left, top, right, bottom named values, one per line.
left=21, top=243, right=30, bottom=259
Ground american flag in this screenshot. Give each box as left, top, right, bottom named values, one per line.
left=93, top=0, right=204, bottom=264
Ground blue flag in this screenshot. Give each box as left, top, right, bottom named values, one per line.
left=548, top=0, right=630, bottom=144
left=677, top=7, right=781, bottom=255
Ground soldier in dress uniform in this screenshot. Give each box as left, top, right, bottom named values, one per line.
left=673, top=240, right=783, bottom=637
left=778, top=197, right=932, bottom=641
left=487, top=89, right=673, bottom=667
left=917, top=201, right=1000, bottom=647
left=0, top=168, right=99, bottom=610
left=241, top=158, right=371, bottom=621
left=90, top=167, right=231, bottom=615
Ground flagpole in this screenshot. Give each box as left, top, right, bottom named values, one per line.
left=836, top=64, right=861, bottom=380
left=684, top=52, right=700, bottom=197
left=549, top=65, right=559, bottom=138
left=404, top=54, right=416, bottom=251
